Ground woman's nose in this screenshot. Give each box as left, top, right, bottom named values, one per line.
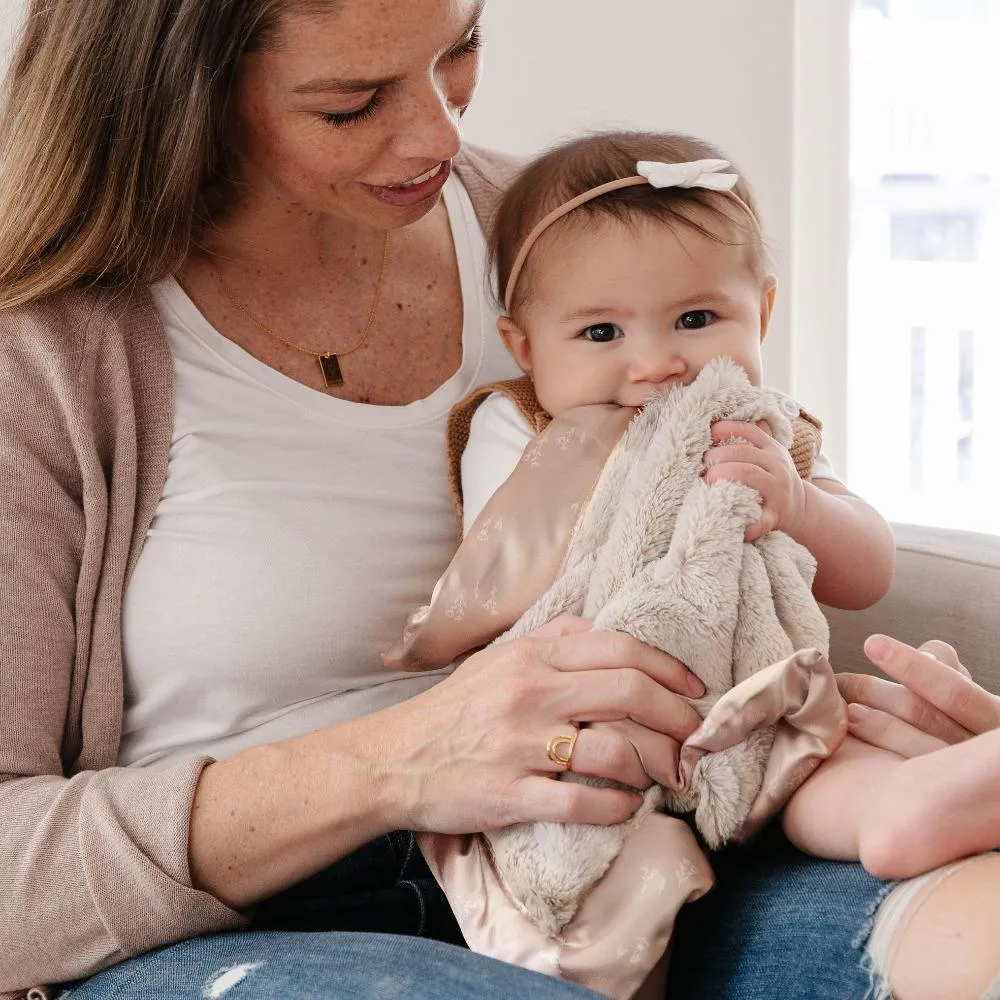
left=393, top=83, right=463, bottom=164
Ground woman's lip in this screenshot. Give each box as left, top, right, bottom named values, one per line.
left=363, top=160, right=451, bottom=207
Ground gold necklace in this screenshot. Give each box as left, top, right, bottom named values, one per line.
left=214, top=231, right=391, bottom=388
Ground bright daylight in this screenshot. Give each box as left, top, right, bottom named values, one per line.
left=1, top=1, right=999, bottom=998
left=849, top=0, right=1000, bottom=533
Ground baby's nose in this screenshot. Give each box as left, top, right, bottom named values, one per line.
left=629, top=346, right=687, bottom=385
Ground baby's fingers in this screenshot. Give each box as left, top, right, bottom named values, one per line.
left=704, top=460, right=767, bottom=491
left=743, top=508, right=778, bottom=542
left=711, top=420, right=773, bottom=448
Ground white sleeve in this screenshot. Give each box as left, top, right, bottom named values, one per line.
left=460, top=392, right=535, bottom=537
left=810, top=449, right=841, bottom=483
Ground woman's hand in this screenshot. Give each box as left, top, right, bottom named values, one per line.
left=368, top=616, right=704, bottom=836
left=704, top=420, right=806, bottom=542
left=838, top=634, right=1000, bottom=758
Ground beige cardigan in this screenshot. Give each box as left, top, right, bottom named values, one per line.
left=0, top=146, right=519, bottom=999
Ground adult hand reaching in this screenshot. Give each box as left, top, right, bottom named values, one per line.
left=191, top=616, right=704, bottom=911
left=835, top=634, right=1000, bottom=880
left=837, top=634, right=1000, bottom=757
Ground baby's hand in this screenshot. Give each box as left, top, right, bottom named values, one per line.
left=703, top=420, right=806, bottom=542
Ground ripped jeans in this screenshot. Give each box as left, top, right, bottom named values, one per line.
left=59, top=831, right=905, bottom=1000
left=55, top=931, right=601, bottom=1000
left=668, top=835, right=1000, bottom=1000
left=666, top=831, right=889, bottom=1000
left=55, top=832, right=602, bottom=1000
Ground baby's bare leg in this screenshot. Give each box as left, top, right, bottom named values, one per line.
left=788, top=731, right=1000, bottom=997
left=864, top=853, right=1000, bottom=1000
left=781, top=735, right=901, bottom=862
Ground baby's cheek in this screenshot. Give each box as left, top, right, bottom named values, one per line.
left=532, top=370, right=593, bottom=419
left=530, top=374, right=565, bottom=419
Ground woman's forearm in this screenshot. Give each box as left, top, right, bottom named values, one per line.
left=188, top=714, right=397, bottom=910
left=188, top=626, right=705, bottom=910
left=789, top=482, right=895, bottom=610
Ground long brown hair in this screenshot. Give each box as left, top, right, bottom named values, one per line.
left=0, top=0, right=336, bottom=310
left=490, top=131, right=770, bottom=319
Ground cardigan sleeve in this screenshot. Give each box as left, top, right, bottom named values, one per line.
left=0, top=300, right=248, bottom=995
left=452, top=144, right=526, bottom=236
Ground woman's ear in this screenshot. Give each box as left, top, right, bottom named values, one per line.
left=497, top=316, right=533, bottom=374
left=759, top=276, right=778, bottom=343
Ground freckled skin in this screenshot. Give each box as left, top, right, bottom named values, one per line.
left=177, top=0, right=483, bottom=404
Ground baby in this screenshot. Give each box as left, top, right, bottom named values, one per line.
left=463, top=129, right=893, bottom=610
left=469, top=130, right=900, bottom=866
left=392, top=130, right=900, bottom=997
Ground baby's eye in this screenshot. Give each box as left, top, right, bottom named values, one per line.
left=676, top=310, right=716, bottom=331
left=580, top=323, right=623, bottom=343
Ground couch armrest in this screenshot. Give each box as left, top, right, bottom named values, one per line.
left=825, top=523, right=1000, bottom=695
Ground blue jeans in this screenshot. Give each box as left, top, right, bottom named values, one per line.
left=666, top=831, right=887, bottom=999
left=61, top=932, right=601, bottom=999
left=64, top=831, right=885, bottom=999
left=63, top=832, right=601, bottom=1000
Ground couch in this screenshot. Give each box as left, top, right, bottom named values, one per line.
left=826, top=523, right=1000, bottom=695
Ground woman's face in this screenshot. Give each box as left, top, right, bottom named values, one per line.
left=235, top=0, right=484, bottom=229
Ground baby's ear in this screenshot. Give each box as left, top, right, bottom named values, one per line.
left=759, top=276, right=778, bottom=342
left=497, top=316, right=533, bottom=374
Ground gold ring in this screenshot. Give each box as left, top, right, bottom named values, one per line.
left=546, top=731, right=580, bottom=768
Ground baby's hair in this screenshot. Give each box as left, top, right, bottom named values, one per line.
left=490, top=130, right=771, bottom=319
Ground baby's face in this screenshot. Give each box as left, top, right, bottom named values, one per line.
left=501, top=213, right=774, bottom=417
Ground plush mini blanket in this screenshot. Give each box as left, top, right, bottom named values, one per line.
left=391, top=359, right=848, bottom=998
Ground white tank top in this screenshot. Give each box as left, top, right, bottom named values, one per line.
left=120, top=176, right=520, bottom=767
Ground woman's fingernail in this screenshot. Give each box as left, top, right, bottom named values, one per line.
left=687, top=674, right=706, bottom=697
left=848, top=703, right=871, bottom=723
left=865, top=635, right=891, bottom=664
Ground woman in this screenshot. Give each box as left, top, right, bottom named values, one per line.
left=0, top=1, right=996, bottom=998
left=0, top=1, right=699, bottom=996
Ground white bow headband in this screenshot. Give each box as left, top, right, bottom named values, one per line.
left=503, top=158, right=755, bottom=313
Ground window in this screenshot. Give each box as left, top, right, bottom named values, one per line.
left=889, top=211, right=978, bottom=263
left=848, top=0, right=1000, bottom=533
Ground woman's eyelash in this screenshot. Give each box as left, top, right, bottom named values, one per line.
left=450, top=25, right=483, bottom=59
left=320, top=91, right=383, bottom=128
left=319, top=27, right=479, bottom=129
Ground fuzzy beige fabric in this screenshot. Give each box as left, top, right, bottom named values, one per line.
left=483, top=357, right=832, bottom=935
left=444, top=375, right=823, bottom=541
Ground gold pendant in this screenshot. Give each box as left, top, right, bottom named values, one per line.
left=319, top=353, right=344, bottom=387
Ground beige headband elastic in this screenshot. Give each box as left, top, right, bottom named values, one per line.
left=503, top=158, right=755, bottom=314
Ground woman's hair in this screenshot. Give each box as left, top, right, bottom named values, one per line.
left=491, top=130, right=771, bottom=318
left=0, top=0, right=337, bottom=310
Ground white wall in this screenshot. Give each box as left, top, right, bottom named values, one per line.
left=465, top=0, right=850, bottom=469
left=0, top=0, right=24, bottom=66
left=0, top=0, right=850, bottom=463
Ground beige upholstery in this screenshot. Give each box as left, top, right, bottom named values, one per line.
left=825, top=523, right=1000, bottom=695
